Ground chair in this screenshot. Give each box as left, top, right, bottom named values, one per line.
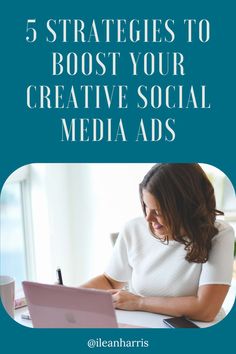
left=109, top=232, right=129, bottom=291
left=109, top=232, right=119, bottom=246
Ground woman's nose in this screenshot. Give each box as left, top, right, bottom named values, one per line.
left=146, top=210, right=156, bottom=222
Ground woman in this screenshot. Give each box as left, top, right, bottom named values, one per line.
left=82, top=163, right=235, bottom=322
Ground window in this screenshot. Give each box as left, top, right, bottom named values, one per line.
left=0, top=166, right=35, bottom=300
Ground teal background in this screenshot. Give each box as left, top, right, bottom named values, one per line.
left=0, top=0, right=235, bottom=352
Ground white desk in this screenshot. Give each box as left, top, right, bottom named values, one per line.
left=116, top=309, right=222, bottom=328
left=14, top=306, right=221, bottom=329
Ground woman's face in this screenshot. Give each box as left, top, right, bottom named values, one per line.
left=142, top=189, right=171, bottom=239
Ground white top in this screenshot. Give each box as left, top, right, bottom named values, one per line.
left=105, top=218, right=235, bottom=297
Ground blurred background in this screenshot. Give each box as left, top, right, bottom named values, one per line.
left=0, top=163, right=235, bottom=311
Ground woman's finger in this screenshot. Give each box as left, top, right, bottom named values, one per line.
left=107, top=289, right=120, bottom=294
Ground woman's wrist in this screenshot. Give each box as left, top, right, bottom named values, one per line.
left=136, top=295, right=162, bottom=313
left=137, top=295, right=145, bottom=311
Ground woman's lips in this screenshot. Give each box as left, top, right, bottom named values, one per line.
left=153, top=223, right=163, bottom=230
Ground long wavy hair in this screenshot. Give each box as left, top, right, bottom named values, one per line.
left=139, top=163, right=224, bottom=263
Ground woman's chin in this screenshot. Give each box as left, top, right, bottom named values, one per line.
left=152, top=226, right=170, bottom=237
left=153, top=227, right=165, bottom=236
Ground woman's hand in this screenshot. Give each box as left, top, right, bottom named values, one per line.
left=108, top=289, right=143, bottom=311
left=107, top=285, right=229, bottom=322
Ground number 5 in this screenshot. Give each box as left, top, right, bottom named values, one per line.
left=26, top=19, right=37, bottom=43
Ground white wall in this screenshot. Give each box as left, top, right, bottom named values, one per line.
left=67, top=164, right=97, bottom=285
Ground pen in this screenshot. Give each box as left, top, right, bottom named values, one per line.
left=56, top=268, right=63, bottom=285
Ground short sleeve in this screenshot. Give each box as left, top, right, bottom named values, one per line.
left=199, top=223, right=235, bottom=286
left=104, top=227, right=132, bottom=282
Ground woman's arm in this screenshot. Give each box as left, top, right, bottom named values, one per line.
left=110, top=284, right=230, bottom=322
left=80, top=273, right=125, bottom=290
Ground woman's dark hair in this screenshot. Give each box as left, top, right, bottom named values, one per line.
left=139, top=163, right=224, bottom=263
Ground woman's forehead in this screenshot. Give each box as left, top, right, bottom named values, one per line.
left=142, top=189, right=160, bottom=209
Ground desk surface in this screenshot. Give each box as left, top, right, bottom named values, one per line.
left=14, top=306, right=222, bottom=329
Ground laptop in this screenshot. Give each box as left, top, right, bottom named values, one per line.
left=22, top=281, right=143, bottom=328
